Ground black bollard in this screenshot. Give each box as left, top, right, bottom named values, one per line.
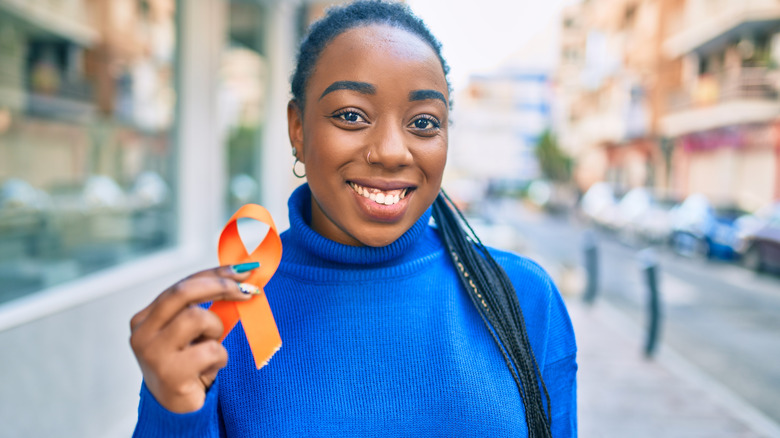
left=638, top=248, right=662, bottom=358
left=583, top=230, right=599, bottom=304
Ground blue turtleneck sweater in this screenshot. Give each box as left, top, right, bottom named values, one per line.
left=133, top=184, right=577, bottom=437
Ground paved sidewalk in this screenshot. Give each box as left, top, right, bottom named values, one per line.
left=569, top=299, right=780, bottom=438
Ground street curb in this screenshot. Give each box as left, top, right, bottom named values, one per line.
left=593, top=300, right=780, bottom=438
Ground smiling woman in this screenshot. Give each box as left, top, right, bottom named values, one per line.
left=130, top=2, right=577, bottom=437
left=288, top=24, right=449, bottom=247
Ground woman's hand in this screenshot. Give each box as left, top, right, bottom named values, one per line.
left=129, top=264, right=259, bottom=413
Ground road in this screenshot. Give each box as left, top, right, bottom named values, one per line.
left=471, top=199, right=780, bottom=425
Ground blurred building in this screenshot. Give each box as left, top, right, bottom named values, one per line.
left=554, top=0, right=667, bottom=196
left=555, top=0, right=780, bottom=210
left=446, top=22, right=560, bottom=206
left=449, top=69, right=550, bottom=188
left=0, top=0, right=347, bottom=436
left=660, top=0, right=780, bottom=210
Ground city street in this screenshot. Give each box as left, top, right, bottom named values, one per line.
left=472, top=199, right=780, bottom=426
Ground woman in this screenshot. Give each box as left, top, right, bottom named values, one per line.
left=130, top=1, right=576, bottom=436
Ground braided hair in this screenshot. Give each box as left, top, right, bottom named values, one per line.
left=291, top=2, right=551, bottom=436
left=433, top=192, right=551, bottom=437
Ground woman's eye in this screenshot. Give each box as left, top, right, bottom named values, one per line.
left=335, top=111, right=363, bottom=123
left=412, top=117, right=440, bottom=131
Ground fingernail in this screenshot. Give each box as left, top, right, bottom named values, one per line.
left=238, top=282, right=261, bottom=295
left=231, top=262, right=261, bottom=274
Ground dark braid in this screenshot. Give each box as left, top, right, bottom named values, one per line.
left=433, top=192, right=552, bottom=437
left=291, top=2, right=551, bottom=435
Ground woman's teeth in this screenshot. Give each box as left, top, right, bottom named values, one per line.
left=349, top=182, right=408, bottom=206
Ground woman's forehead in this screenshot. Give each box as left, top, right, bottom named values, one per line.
left=307, top=24, right=447, bottom=96
left=334, top=25, right=435, bottom=62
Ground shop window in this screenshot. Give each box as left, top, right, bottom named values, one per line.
left=0, top=0, right=178, bottom=304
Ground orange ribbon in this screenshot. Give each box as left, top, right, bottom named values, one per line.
left=209, top=204, right=282, bottom=369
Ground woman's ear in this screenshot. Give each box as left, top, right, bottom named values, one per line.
left=287, top=100, right=304, bottom=162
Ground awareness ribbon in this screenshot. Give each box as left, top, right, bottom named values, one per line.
left=209, top=204, right=282, bottom=369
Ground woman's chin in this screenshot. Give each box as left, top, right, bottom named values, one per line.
left=353, top=229, right=405, bottom=248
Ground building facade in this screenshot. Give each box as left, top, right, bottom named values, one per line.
left=660, top=0, right=780, bottom=210
left=554, top=0, right=673, bottom=196
left=0, top=0, right=345, bottom=436
left=555, top=0, right=780, bottom=211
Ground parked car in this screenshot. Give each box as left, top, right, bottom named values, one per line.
left=669, top=194, right=746, bottom=260
left=638, top=196, right=679, bottom=244
left=610, top=187, right=650, bottom=234
left=611, top=187, right=678, bottom=245
left=735, top=202, right=780, bottom=272
left=580, top=182, right=617, bottom=228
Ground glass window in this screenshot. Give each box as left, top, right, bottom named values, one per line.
left=0, top=0, right=178, bottom=304
left=223, top=1, right=268, bottom=216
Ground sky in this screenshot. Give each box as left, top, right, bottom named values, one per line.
left=405, top=0, right=580, bottom=92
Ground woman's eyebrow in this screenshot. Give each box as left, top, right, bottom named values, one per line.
left=319, top=81, right=376, bottom=100
left=409, top=89, right=447, bottom=105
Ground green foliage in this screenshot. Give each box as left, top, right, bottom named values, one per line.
left=535, top=129, right=571, bottom=182
left=228, top=125, right=258, bottom=177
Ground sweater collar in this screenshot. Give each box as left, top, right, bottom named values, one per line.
left=286, top=183, right=433, bottom=265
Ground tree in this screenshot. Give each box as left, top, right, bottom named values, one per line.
left=535, top=129, right=571, bottom=182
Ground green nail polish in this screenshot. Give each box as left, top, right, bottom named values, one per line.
left=232, top=262, right=260, bottom=274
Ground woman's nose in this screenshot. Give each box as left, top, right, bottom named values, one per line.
left=368, top=121, right=413, bottom=169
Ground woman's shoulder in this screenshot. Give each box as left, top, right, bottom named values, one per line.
left=485, top=246, right=556, bottom=293
left=486, top=246, right=577, bottom=362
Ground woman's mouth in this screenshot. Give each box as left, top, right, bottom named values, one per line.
left=348, top=181, right=411, bottom=206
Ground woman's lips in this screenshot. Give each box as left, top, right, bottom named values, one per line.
left=347, top=181, right=414, bottom=222
left=348, top=182, right=409, bottom=205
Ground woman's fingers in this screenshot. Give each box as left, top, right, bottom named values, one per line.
left=178, top=339, right=229, bottom=383
left=138, top=340, right=228, bottom=414
left=130, top=265, right=255, bottom=332
left=160, top=305, right=226, bottom=350
left=199, top=363, right=223, bottom=392
left=134, top=275, right=250, bottom=338
left=129, top=264, right=262, bottom=413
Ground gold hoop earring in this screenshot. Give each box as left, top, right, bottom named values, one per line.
left=292, top=157, right=306, bottom=178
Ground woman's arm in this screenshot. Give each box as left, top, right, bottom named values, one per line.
left=543, top=353, right=578, bottom=438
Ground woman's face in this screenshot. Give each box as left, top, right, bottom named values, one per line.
left=288, top=25, right=449, bottom=247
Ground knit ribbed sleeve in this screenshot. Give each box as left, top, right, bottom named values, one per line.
left=132, top=380, right=221, bottom=437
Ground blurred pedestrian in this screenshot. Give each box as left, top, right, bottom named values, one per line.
left=129, top=1, right=576, bottom=436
